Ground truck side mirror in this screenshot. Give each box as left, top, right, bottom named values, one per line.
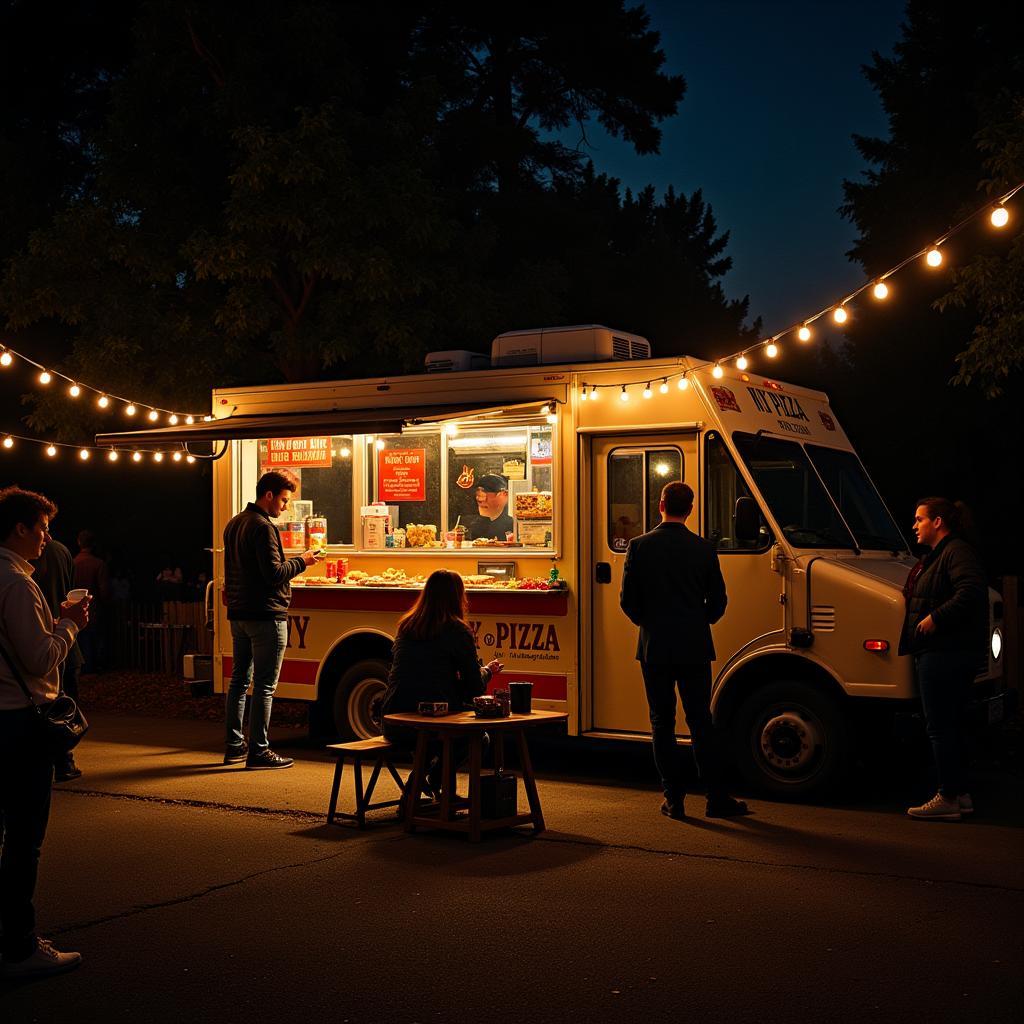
left=734, top=496, right=760, bottom=544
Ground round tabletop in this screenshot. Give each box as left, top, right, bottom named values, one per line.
left=383, top=709, right=568, bottom=731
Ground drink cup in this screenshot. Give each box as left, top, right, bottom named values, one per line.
left=67, top=588, right=89, bottom=604
left=509, top=681, right=533, bottom=714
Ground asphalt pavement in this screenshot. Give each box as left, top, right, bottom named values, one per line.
left=2, top=711, right=1022, bottom=1023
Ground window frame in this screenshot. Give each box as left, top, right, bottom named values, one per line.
left=605, top=444, right=685, bottom=553
left=703, top=430, right=773, bottom=555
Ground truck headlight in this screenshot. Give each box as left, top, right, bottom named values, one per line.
left=991, top=628, right=1002, bottom=661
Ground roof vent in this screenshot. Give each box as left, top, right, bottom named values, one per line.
left=424, top=350, right=491, bottom=373
left=491, top=325, right=651, bottom=367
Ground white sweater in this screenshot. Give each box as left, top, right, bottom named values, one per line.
left=0, top=546, right=79, bottom=709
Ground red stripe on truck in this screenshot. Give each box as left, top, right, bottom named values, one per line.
left=289, top=587, right=568, bottom=616
left=222, top=656, right=318, bottom=686
left=486, top=673, right=567, bottom=701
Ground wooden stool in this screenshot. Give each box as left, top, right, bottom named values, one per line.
left=326, top=737, right=407, bottom=828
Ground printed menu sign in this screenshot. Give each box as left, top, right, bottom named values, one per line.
left=263, top=437, right=332, bottom=468
left=378, top=448, right=426, bottom=501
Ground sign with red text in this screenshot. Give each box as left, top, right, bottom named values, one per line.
left=263, top=437, right=333, bottom=468
left=378, top=448, right=426, bottom=501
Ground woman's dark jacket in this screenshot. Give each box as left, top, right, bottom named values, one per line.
left=898, top=535, right=988, bottom=658
left=381, top=621, right=490, bottom=741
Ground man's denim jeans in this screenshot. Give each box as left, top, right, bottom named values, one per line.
left=225, top=619, right=287, bottom=754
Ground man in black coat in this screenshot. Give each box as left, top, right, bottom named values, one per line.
left=620, top=481, right=749, bottom=819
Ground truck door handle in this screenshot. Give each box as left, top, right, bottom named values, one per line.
left=595, top=563, right=612, bottom=584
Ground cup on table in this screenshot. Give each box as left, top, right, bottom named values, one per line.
left=509, top=681, right=533, bottom=714
left=66, top=588, right=89, bottom=604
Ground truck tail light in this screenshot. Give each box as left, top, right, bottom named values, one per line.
left=864, top=639, right=889, bottom=653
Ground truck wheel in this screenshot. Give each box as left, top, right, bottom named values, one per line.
left=732, top=680, right=848, bottom=799
left=332, top=659, right=389, bottom=740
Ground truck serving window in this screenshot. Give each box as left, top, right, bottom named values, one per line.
left=732, top=432, right=856, bottom=550
left=704, top=432, right=771, bottom=552
left=805, top=445, right=907, bottom=552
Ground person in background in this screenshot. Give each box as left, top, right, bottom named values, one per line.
left=72, top=530, right=109, bottom=673
left=0, top=486, right=89, bottom=979
left=382, top=570, right=502, bottom=798
left=32, top=537, right=85, bottom=782
left=620, top=481, right=750, bottom=820
left=468, top=474, right=513, bottom=541
left=223, top=470, right=319, bottom=769
left=900, top=497, right=988, bottom=821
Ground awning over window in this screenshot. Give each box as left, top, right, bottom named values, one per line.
left=95, top=400, right=551, bottom=448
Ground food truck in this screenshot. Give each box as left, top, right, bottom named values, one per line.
left=98, top=324, right=1008, bottom=796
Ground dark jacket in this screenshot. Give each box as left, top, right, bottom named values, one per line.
left=381, top=621, right=490, bottom=729
left=898, top=535, right=988, bottom=658
left=33, top=540, right=84, bottom=671
left=223, top=503, right=307, bottom=621
left=620, top=521, right=727, bottom=664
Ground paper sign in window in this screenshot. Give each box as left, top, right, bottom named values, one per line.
left=378, top=448, right=426, bottom=501
left=263, top=437, right=332, bottom=468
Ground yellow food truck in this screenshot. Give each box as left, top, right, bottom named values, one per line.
left=99, top=325, right=1008, bottom=796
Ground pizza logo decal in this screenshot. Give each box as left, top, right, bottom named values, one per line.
left=710, top=386, right=742, bottom=413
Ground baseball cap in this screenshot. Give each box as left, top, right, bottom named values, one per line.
left=476, top=474, right=508, bottom=493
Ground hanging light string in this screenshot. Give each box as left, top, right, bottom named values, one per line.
left=0, top=341, right=207, bottom=425
left=579, top=180, right=1023, bottom=397
left=0, top=429, right=197, bottom=464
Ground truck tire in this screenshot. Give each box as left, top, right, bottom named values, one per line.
left=332, top=659, right=390, bottom=740
left=731, top=680, right=849, bottom=799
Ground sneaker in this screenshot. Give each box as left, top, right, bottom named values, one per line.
left=706, top=796, right=750, bottom=818
left=223, top=741, right=248, bottom=765
left=54, top=766, right=83, bottom=783
left=1, top=938, right=82, bottom=978
left=907, top=793, right=961, bottom=821
left=245, top=749, right=293, bottom=770
left=660, top=798, right=686, bottom=820
left=958, top=793, right=974, bottom=816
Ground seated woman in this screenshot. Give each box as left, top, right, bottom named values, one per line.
left=381, top=569, right=502, bottom=798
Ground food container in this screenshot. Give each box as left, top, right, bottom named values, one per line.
left=393, top=528, right=406, bottom=549
left=280, top=522, right=305, bottom=549
left=405, top=523, right=437, bottom=547
left=417, top=701, right=449, bottom=717
left=305, top=516, right=328, bottom=552
left=360, top=503, right=391, bottom=549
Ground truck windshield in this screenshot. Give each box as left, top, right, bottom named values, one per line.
left=732, top=433, right=856, bottom=549
left=806, top=445, right=908, bottom=552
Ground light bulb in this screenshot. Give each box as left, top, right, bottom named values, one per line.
left=2, top=436, right=13, bottom=449
left=712, top=364, right=724, bottom=379
left=153, top=451, right=164, bottom=462
left=366, top=434, right=375, bottom=444
left=126, top=404, right=137, bottom=416
left=642, top=383, right=652, bottom=399
left=659, top=379, right=669, bottom=394
left=69, top=383, right=81, bottom=398
left=798, top=325, right=812, bottom=342
left=677, top=376, right=689, bottom=391
left=186, top=455, right=196, bottom=464
left=97, top=394, right=110, bottom=408
left=169, top=414, right=179, bottom=425
left=991, top=205, right=1009, bottom=228
left=108, top=450, right=119, bottom=462
left=185, top=415, right=194, bottom=425
left=590, top=386, right=600, bottom=400
left=39, top=370, right=52, bottom=385
left=873, top=281, right=889, bottom=300
left=736, top=356, right=748, bottom=371
left=540, top=404, right=550, bottom=416
left=546, top=412, right=557, bottom=425
left=445, top=423, right=458, bottom=437
left=340, top=446, right=351, bottom=458
left=172, top=451, right=182, bottom=462
left=926, top=248, right=943, bottom=268
left=78, top=449, right=90, bottom=460
left=46, top=445, right=57, bottom=457
left=766, top=343, right=779, bottom=359
left=375, top=438, right=385, bottom=450
left=619, top=386, right=629, bottom=402
left=132, top=451, right=142, bottom=462
left=148, top=409, right=159, bottom=422
left=580, top=386, right=588, bottom=402
left=833, top=306, right=848, bottom=324
left=0, top=351, right=12, bottom=367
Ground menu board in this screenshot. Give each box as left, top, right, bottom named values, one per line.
left=263, top=437, right=332, bottom=468
left=378, top=448, right=427, bottom=502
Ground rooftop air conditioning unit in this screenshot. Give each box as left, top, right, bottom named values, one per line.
left=490, top=325, right=651, bottom=367
left=424, top=350, right=491, bottom=373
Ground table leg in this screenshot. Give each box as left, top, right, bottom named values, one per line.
left=404, top=730, right=428, bottom=831
left=439, top=734, right=452, bottom=821
left=468, top=734, right=483, bottom=842
left=493, top=732, right=505, bottom=774
left=516, top=729, right=545, bottom=833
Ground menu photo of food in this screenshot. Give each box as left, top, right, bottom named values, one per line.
left=513, top=491, right=553, bottom=519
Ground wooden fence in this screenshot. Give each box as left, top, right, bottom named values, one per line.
left=107, top=600, right=212, bottom=674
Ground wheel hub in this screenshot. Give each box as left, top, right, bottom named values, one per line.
left=759, top=711, right=822, bottom=772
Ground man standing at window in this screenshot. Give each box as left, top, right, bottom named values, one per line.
left=468, top=474, right=513, bottom=541
left=223, top=470, right=318, bottom=769
left=619, top=481, right=750, bottom=819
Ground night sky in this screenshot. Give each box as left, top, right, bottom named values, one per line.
left=578, top=0, right=906, bottom=334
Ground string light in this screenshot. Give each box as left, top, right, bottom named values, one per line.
left=540, top=404, right=550, bottom=416
left=107, top=450, right=119, bottom=462
left=169, top=414, right=179, bottom=425
left=46, top=445, right=57, bottom=457
left=546, top=411, right=558, bottom=424
left=873, top=281, right=889, bottom=300
left=736, top=355, right=748, bottom=371
left=148, top=409, right=159, bottom=422
left=712, top=364, right=724, bottom=379
left=68, top=383, right=81, bottom=398
left=172, top=451, right=182, bottom=462
left=659, top=379, right=669, bottom=394
left=798, top=325, right=812, bottom=342
left=340, top=445, right=351, bottom=457
left=3, top=436, right=13, bottom=449
left=375, top=438, right=385, bottom=450
left=619, top=385, right=629, bottom=402
left=590, top=385, right=600, bottom=400
left=153, top=451, right=164, bottom=462
left=766, top=343, right=779, bottom=359
left=991, top=205, right=1009, bottom=228
left=677, top=376, right=689, bottom=391
left=833, top=306, right=848, bottom=324
left=925, top=247, right=943, bottom=268
left=642, top=382, right=652, bottom=399
left=185, top=415, right=194, bottom=424
left=0, top=350, right=11, bottom=367
left=78, top=449, right=89, bottom=460
left=132, top=451, right=143, bottom=462
left=580, top=384, right=588, bottom=402
left=186, top=455, right=196, bottom=464
left=97, top=394, right=110, bottom=409
left=38, top=370, right=52, bottom=385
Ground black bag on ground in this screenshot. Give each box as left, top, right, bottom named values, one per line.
left=0, top=636, right=89, bottom=754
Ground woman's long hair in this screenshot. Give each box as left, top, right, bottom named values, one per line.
left=396, top=569, right=470, bottom=641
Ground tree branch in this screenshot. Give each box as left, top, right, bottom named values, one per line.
left=184, top=11, right=227, bottom=89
